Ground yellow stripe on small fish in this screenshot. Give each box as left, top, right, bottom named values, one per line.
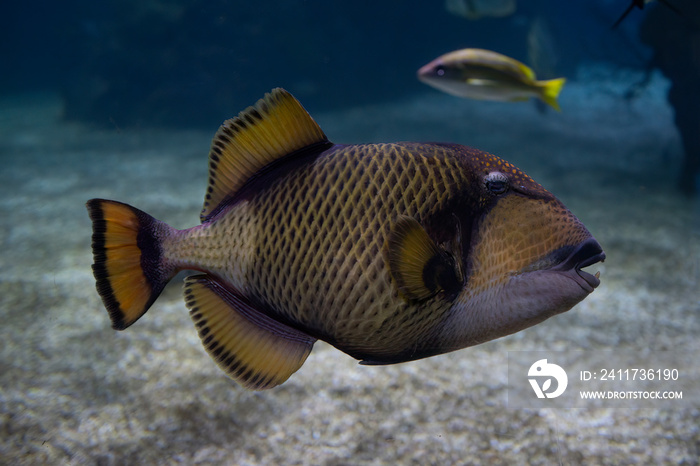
left=418, top=48, right=566, bottom=111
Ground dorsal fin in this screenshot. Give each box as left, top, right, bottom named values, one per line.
left=201, top=88, right=329, bottom=222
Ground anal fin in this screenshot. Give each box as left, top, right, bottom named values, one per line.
left=184, top=274, right=316, bottom=390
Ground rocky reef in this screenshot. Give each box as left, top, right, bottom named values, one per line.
left=641, top=0, right=700, bottom=195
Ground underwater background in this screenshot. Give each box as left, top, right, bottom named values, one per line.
left=2, top=0, right=699, bottom=464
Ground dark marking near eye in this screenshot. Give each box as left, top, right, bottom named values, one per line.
left=423, top=252, right=461, bottom=296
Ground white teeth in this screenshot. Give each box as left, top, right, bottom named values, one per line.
left=595, top=271, right=600, bottom=279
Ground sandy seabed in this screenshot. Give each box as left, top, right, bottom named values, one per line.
left=1, top=66, right=699, bottom=465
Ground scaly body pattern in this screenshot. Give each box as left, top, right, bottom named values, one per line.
left=87, top=88, right=604, bottom=389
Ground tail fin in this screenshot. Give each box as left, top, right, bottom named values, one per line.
left=537, top=77, right=566, bottom=112
left=86, top=199, right=177, bottom=330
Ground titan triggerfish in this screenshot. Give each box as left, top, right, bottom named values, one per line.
left=86, top=88, right=605, bottom=390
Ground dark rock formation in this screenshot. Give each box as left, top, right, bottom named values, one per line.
left=640, top=0, right=700, bottom=195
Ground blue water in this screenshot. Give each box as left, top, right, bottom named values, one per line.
left=1, top=1, right=699, bottom=464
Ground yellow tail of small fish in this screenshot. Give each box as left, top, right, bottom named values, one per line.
left=86, top=199, right=177, bottom=330
left=537, top=77, right=566, bottom=112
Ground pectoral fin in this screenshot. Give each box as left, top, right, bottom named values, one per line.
left=388, top=216, right=462, bottom=301
left=184, top=274, right=316, bottom=390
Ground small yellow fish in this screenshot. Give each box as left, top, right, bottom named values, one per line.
left=418, top=48, right=567, bottom=111
left=87, top=88, right=604, bottom=390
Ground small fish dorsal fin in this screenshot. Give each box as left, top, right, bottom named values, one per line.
left=388, top=216, right=462, bottom=301
left=201, top=88, right=329, bottom=222
left=513, top=61, right=536, bottom=81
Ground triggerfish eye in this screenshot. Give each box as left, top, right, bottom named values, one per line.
left=485, top=171, right=509, bottom=194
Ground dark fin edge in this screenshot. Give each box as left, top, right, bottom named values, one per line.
left=184, top=274, right=316, bottom=390
left=87, top=199, right=176, bottom=330
left=201, top=88, right=330, bottom=222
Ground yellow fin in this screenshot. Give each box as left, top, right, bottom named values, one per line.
left=184, top=274, right=316, bottom=390
left=514, top=61, right=536, bottom=81
left=86, top=199, right=177, bottom=330
left=536, top=77, right=566, bottom=112
left=201, top=88, right=330, bottom=222
left=388, top=216, right=461, bottom=301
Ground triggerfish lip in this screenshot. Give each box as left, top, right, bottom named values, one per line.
left=552, top=238, right=606, bottom=292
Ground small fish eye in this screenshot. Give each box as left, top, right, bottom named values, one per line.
left=484, top=171, right=509, bottom=195
left=435, top=65, right=446, bottom=77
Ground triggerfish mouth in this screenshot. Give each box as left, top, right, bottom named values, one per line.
left=418, top=48, right=567, bottom=111
left=87, top=88, right=605, bottom=390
